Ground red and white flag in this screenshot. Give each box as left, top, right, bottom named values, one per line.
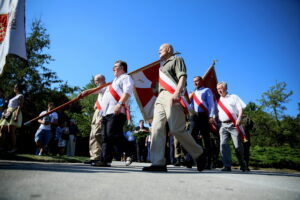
left=130, top=61, right=160, bottom=121
left=0, top=0, right=27, bottom=75
left=202, top=61, right=219, bottom=100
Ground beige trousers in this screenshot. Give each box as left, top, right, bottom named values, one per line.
left=89, top=109, right=103, bottom=160
left=150, top=91, right=203, bottom=166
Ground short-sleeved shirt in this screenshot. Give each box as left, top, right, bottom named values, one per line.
left=159, top=56, right=187, bottom=92
left=8, top=94, right=23, bottom=108
left=218, top=94, right=246, bottom=122
left=38, top=111, right=58, bottom=130
left=101, top=73, right=134, bottom=116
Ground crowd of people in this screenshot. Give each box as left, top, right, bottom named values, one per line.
left=0, top=43, right=253, bottom=173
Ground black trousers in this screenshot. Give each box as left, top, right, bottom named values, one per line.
left=101, top=113, right=127, bottom=163
left=188, top=113, right=212, bottom=167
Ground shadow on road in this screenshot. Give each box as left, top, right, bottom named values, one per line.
left=0, top=160, right=299, bottom=177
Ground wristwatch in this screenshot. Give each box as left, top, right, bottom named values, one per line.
left=117, top=101, right=125, bottom=106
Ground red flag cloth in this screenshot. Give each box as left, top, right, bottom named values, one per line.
left=131, top=61, right=161, bottom=121
left=202, top=65, right=219, bottom=100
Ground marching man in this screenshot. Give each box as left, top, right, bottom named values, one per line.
left=92, top=60, right=134, bottom=167
left=216, top=81, right=247, bottom=172
left=142, top=43, right=206, bottom=172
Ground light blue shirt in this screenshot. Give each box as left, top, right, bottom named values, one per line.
left=191, top=86, right=215, bottom=117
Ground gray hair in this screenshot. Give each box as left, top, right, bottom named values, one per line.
left=217, top=81, right=227, bottom=89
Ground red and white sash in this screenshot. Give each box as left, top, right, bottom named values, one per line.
left=192, top=92, right=219, bottom=134
left=192, top=92, right=209, bottom=114
left=218, top=99, right=247, bottom=142
left=159, top=70, right=191, bottom=114
left=95, top=99, right=102, bottom=110
left=108, top=83, right=131, bottom=121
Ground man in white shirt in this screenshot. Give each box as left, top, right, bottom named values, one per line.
left=92, top=60, right=134, bottom=167
left=80, top=74, right=106, bottom=165
left=216, top=81, right=247, bottom=171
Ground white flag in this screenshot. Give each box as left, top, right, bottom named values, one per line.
left=0, top=0, right=27, bottom=75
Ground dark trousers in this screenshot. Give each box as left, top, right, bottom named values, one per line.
left=101, top=114, right=127, bottom=163
left=136, top=137, right=147, bottom=162
left=243, top=137, right=251, bottom=167
left=188, top=113, right=212, bottom=167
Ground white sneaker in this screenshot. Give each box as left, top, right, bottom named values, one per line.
left=125, top=157, right=132, bottom=166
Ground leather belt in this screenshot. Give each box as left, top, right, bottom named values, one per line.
left=221, top=120, right=232, bottom=123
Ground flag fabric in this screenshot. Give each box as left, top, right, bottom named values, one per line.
left=132, top=60, right=219, bottom=121
left=202, top=61, right=219, bottom=100
left=0, top=0, right=27, bottom=75
left=130, top=61, right=160, bottom=121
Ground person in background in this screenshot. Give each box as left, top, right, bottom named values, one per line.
left=55, top=121, right=66, bottom=156
left=67, top=119, right=79, bottom=156
left=134, top=120, right=149, bottom=163
left=241, top=113, right=254, bottom=171
left=34, top=102, right=58, bottom=156
left=0, top=89, right=5, bottom=118
left=0, top=84, right=24, bottom=153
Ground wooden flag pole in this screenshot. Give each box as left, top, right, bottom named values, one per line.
left=23, top=82, right=111, bottom=126
left=24, top=59, right=161, bottom=126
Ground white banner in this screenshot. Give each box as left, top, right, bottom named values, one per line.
left=0, top=0, right=27, bottom=75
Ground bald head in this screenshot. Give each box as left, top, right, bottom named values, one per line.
left=159, top=43, right=174, bottom=61
left=94, top=74, right=106, bottom=86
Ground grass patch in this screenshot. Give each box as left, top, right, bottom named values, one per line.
left=230, top=144, right=300, bottom=170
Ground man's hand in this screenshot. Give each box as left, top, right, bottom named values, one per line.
left=208, top=117, right=215, bottom=124
left=114, top=104, right=122, bottom=115
left=235, top=118, right=241, bottom=126
left=171, top=91, right=180, bottom=105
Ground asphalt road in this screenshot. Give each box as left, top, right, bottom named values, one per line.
left=0, top=160, right=299, bottom=200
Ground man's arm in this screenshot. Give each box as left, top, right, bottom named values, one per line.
left=171, top=76, right=186, bottom=105
left=114, top=93, right=130, bottom=114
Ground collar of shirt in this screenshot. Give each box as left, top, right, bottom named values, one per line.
left=162, top=55, right=176, bottom=67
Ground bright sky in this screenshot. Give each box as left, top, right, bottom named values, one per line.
left=26, top=0, right=300, bottom=124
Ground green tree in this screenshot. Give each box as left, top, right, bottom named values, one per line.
left=0, top=20, right=78, bottom=152
left=258, top=81, right=293, bottom=125
left=65, top=78, right=97, bottom=137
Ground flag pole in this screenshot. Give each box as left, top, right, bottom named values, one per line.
left=23, top=82, right=111, bottom=126
left=24, top=59, right=161, bottom=126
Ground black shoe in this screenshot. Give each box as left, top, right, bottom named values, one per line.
left=221, top=167, right=231, bottom=171
left=184, top=159, right=193, bottom=168
left=83, top=160, right=94, bottom=164
left=91, top=161, right=111, bottom=167
left=196, top=150, right=206, bottom=172
left=142, top=165, right=167, bottom=172
left=174, top=160, right=182, bottom=166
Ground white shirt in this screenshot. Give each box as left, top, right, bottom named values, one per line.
left=38, top=111, right=58, bottom=130
left=8, top=94, right=23, bottom=108
left=217, top=94, right=246, bottom=122
left=101, top=73, right=134, bottom=116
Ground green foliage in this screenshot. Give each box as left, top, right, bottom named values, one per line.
left=258, top=81, right=293, bottom=123
left=65, top=78, right=97, bottom=137
left=132, top=130, right=149, bottom=141
left=0, top=20, right=79, bottom=144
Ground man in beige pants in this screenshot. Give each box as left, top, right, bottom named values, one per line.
left=81, top=74, right=106, bottom=165
left=142, top=44, right=205, bottom=172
